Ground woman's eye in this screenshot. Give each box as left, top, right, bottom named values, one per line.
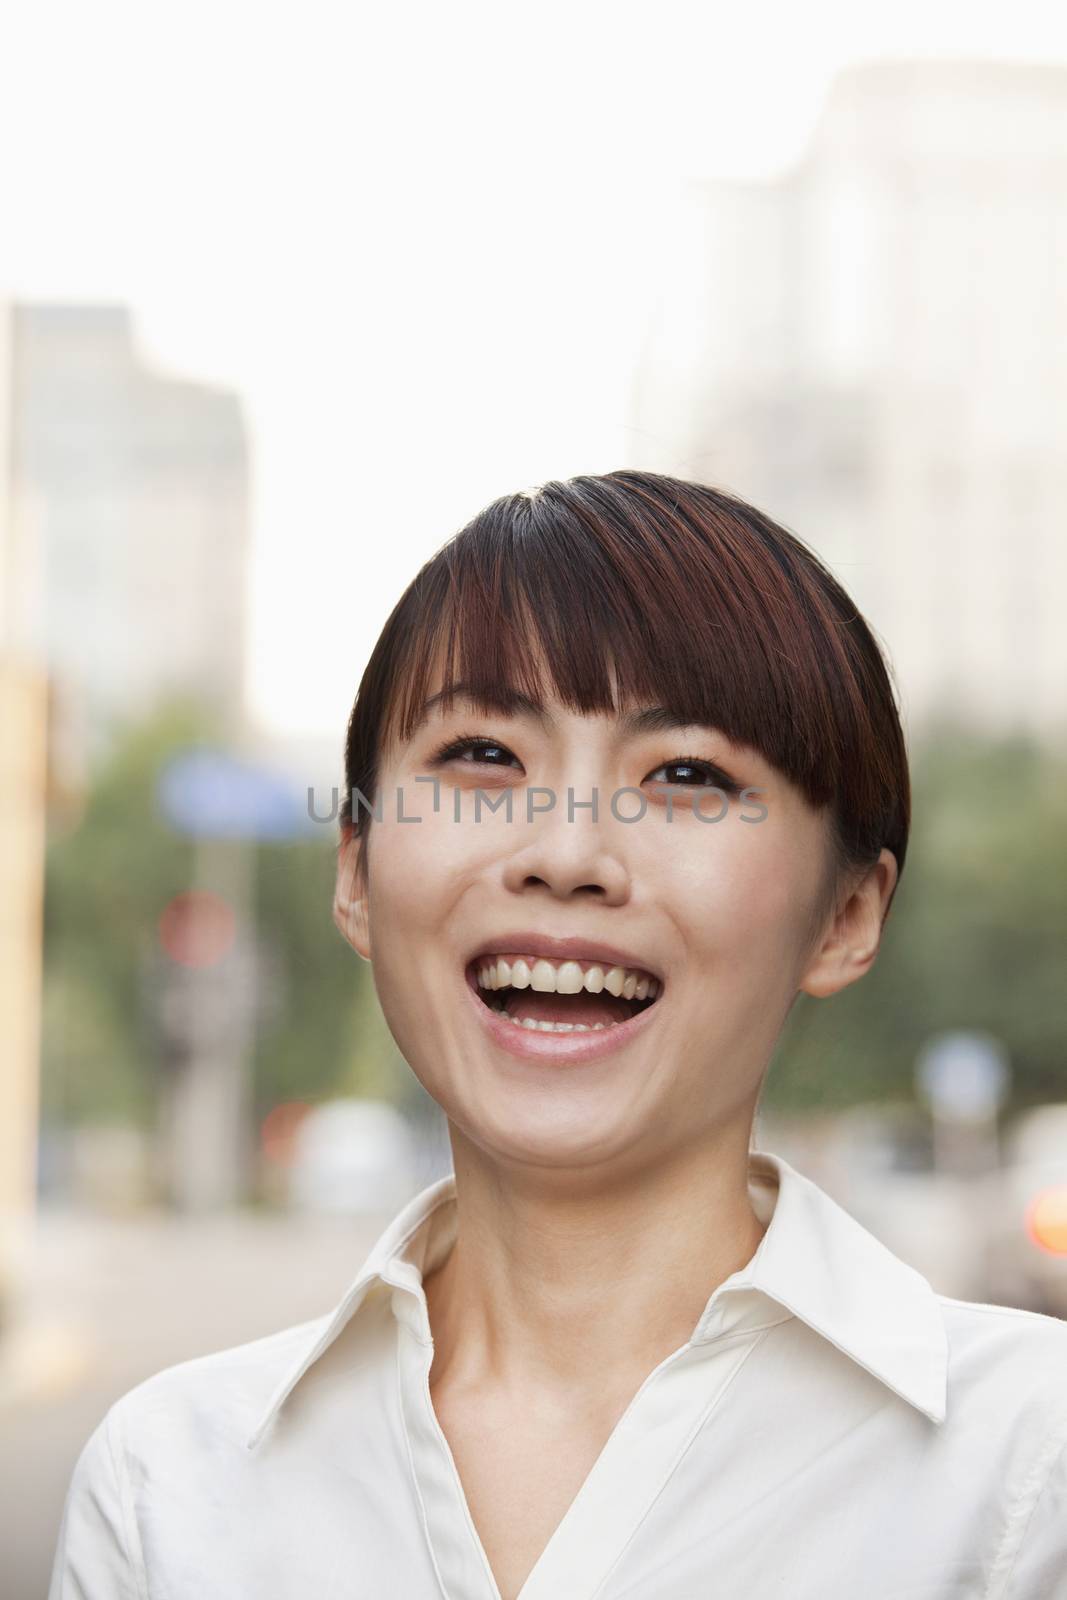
left=425, top=738, right=741, bottom=794
left=648, top=758, right=741, bottom=795
left=429, top=735, right=522, bottom=770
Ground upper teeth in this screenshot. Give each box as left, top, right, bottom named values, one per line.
left=475, top=956, right=659, bottom=1002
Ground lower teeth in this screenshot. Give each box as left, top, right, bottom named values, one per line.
left=491, top=1005, right=623, bottom=1033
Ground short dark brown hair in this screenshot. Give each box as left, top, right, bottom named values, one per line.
left=340, top=470, right=909, bottom=934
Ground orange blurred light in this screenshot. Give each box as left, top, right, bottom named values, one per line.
left=1025, top=1186, right=1067, bottom=1256
left=261, top=1101, right=311, bottom=1164
left=158, top=890, right=236, bottom=967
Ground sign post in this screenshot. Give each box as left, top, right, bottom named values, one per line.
left=915, top=1030, right=1011, bottom=1179
left=154, top=749, right=313, bottom=1211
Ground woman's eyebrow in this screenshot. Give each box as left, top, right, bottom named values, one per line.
left=415, top=686, right=722, bottom=741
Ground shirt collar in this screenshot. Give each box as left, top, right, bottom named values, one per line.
left=693, top=1149, right=949, bottom=1425
left=246, top=1147, right=948, bottom=1450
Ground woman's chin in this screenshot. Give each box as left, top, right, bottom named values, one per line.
left=451, top=1098, right=651, bottom=1175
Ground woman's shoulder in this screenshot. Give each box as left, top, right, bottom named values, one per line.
left=51, top=1311, right=363, bottom=1595
left=937, top=1292, right=1067, bottom=1355
left=935, top=1293, right=1067, bottom=1427
left=105, top=1310, right=334, bottom=1453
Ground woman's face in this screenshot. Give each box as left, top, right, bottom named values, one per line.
left=335, top=671, right=886, bottom=1179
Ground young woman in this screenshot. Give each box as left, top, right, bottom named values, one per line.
left=51, top=472, right=1067, bottom=1599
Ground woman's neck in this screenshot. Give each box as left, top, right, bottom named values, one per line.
left=422, top=1122, right=768, bottom=1405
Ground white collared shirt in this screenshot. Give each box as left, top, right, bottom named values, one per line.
left=49, top=1149, right=1067, bottom=1599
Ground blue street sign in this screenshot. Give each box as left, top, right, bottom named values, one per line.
left=157, top=749, right=318, bottom=840
left=915, top=1030, right=1010, bottom=1123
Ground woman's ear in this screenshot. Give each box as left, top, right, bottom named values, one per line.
left=798, top=848, right=898, bottom=1000
left=332, top=829, right=372, bottom=962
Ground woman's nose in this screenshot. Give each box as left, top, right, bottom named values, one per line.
left=499, top=799, right=631, bottom=904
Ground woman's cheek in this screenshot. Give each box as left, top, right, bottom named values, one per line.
left=374, top=798, right=453, bottom=883
left=669, top=833, right=779, bottom=930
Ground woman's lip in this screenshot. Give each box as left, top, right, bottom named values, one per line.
left=465, top=933, right=663, bottom=983
left=463, top=964, right=663, bottom=1065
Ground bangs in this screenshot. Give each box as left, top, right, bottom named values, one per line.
left=343, top=471, right=908, bottom=881
left=381, top=478, right=852, bottom=808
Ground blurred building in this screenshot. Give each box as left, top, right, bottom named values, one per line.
left=0, top=306, right=49, bottom=1315
left=8, top=302, right=250, bottom=780
left=2, top=301, right=254, bottom=1218
left=630, top=59, right=1067, bottom=737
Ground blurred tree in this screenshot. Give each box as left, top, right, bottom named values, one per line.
left=41, top=696, right=407, bottom=1142
left=767, top=720, right=1067, bottom=1113
left=41, top=696, right=206, bottom=1127
left=249, top=834, right=409, bottom=1117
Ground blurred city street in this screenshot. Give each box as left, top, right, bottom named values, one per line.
left=0, top=1206, right=390, bottom=1600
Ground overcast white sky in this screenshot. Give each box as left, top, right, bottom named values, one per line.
left=4, top=1, right=1067, bottom=739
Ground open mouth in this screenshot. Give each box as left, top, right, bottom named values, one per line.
left=466, top=953, right=662, bottom=1034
